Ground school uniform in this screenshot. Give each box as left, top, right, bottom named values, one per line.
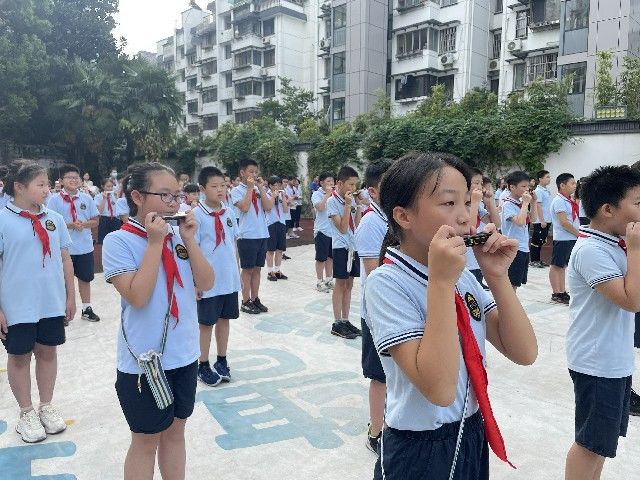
left=230, top=183, right=270, bottom=269
left=566, top=227, right=633, bottom=458
left=365, top=248, right=498, bottom=480
left=0, top=193, right=10, bottom=210
left=193, top=201, right=240, bottom=325
left=47, top=190, right=99, bottom=282
left=578, top=199, right=589, bottom=226
left=0, top=203, right=71, bottom=355
left=265, top=189, right=287, bottom=252
left=498, top=188, right=510, bottom=207
left=354, top=201, right=387, bottom=384
left=102, top=217, right=199, bottom=434
left=115, top=197, right=129, bottom=220
left=285, top=185, right=302, bottom=229
left=465, top=202, right=489, bottom=284
left=94, top=191, right=122, bottom=244
left=530, top=185, right=552, bottom=262
left=500, top=197, right=530, bottom=287
left=312, top=188, right=333, bottom=262
left=550, top=194, right=580, bottom=268
left=326, top=192, right=360, bottom=279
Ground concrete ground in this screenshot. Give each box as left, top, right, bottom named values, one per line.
left=1, top=243, right=639, bottom=479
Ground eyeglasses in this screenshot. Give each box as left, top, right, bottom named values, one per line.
left=139, top=191, right=186, bottom=204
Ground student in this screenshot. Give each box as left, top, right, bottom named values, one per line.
left=95, top=178, right=122, bottom=244
left=628, top=160, right=640, bottom=416
left=116, top=195, right=130, bottom=223
left=265, top=176, right=289, bottom=282
left=500, top=171, right=532, bottom=290
left=230, top=159, right=273, bottom=315
left=283, top=176, right=298, bottom=239
left=549, top=173, right=580, bottom=304
left=311, top=172, right=335, bottom=292
left=286, top=177, right=303, bottom=232
left=575, top=177, right=589, bottom=226
left=327, top=166, right=365, bottom=339
left=494, top=177, right=506, bottom=207
left=102, top=162, right=213, bottom=480
left=47, top=164, right=101, bottom=322
left=364, top=152, right=537, bottom=480
left=530, top=170, right=552, bottom=268
left=564, top=165, right=640, bottom=480
left=179, top=183, right=199, bottom=213
left=0, top=179, right=10, bottom=209
left=0, top=160, right=75, bottom=444
left=193, top=167, right=241, bottom=387
left=354, top=160, right=392, bottom=455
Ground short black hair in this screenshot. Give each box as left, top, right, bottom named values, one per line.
left=364, top=160, right=392, bottom=189
left=482, top=176, right=492, bottom=185
left=183, top=183, right=200, bottom=194
left=319, top=171, right=335, bottom=182
left=581, top=166, right=640, bottom=219
left=198, top=166, right=224, bottom=186
left=337, top=166, right=359, bottom=182
left=58, top=164, right=80, bottom=178
left=239, top=159, right=258, bottom=170
left=267, top=175, right=282, bottom=186
left=537, top=169, right=550, bottom=180
left=556, top=173, right=574, bottom=189
left=506, top=170, right=530, bottom=187
left=470, top=167, right=483, bottom=178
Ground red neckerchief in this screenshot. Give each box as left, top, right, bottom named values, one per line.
left=210, top=209, right=227, bottom=249
left=106, top=193, right=114, bottom=217
left=19, top=210, right=51, bottom=267
left=332, top=191, right=355, bottom=232
left=560, top=193, right=579, bottom=221
left=120, top=222, right=184, bottom=321
left=251, top=188, right=259, bottom=215
left=382, top=254, right=515, bottom=469
left=503, top=197, right=530, bottom=225
left=60, top=191, right=78, bottom=222
left=362, top=205, right=373, bottom=216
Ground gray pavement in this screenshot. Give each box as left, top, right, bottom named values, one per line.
left=0, top=244, right=638, bottom=479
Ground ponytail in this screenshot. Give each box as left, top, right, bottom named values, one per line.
left=378, top=227, right=399, bottom=266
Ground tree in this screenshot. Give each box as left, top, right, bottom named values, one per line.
left=594, top=49, right=619, bottom=108
left=620, top=56, right=640, bottom=119
left=259, top=77, right=320, bottom=133
left=308, top=123, right=361, bottom=177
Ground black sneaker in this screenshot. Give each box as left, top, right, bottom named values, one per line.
left=539, top=261, right=550, bottom=267
left=214, top=360, right=231, bottom=382
left=81, top=307, right=100, bottom=322
left=282, top=253, right=291, bottom=260
left=198, top=364, right=222, bottom=386
left=344, top=320, right=362, bottom=336
left=630, top=389, right=640, bottom=417
left=253, top=297, right=268, bottom=313
left=267, top=272, right=278, bottom=282
left=241, top=300, right=261, bottom=314
left=551, top=293, right=569, bottom=305
left=366, top=424, right=381, bottom=456
left=561, top=292, right=571, bottom=301
left=275, top=272, right=288, bottom=280
left=331, top=321, right=358, bottom=339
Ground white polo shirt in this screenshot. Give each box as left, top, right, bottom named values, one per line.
left=47, top=190, right=99, bottom=255
left=500, top=198, right=530, bottom=252
left=534, top=185, right=552, bottom=224
left=0, top=203, right=72, bottom=326
left=551, top=194, right=580, bottom=241
left=193, top=202, right=241, bottom=298
left=326, top=192, right=357, bottom=250
left=566, top=227, right=635, bottom=378
left=115, top=197, right=129, bottom=218
left=0, top=193, right=10, bottom=210
left=265, top=190, right=286, bottom=226
left=94, top=191, right=118, bottom=218
left=102, top=218, right=200, bottom=374
left=230, top=183, right=269, bottom=240
left=312, top=188, right=332, bottom=238
left=364, top=247, right=497, bottom=431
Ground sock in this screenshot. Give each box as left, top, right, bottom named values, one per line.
left=82, top=303, right=91, bottom=311
left=317, top=278, right=324, bottom=283
left=269, top=266, right=275, bottom=273
left=20, top=406, right=34, bottom=414
left=274, top=265, right=280, bottom=273
left=39, top=402, right=50, bottom=410
left=217, top=355, right=227, bottom=365
left=199, top=360, right=209, bottom=368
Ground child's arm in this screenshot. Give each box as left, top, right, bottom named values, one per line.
left=313, top=190, right=332, bottom=211
left=0, top=309, right=6, bottom=340
left=282, top=194, right=290, bottom=213
left=389, top=225, right=467, bottom=406
left=330, top=191, right=354, bottom=234
left=593, top=222, right=640, bottom=311
left=257, top=179, right=273, bottom=212
left=81, top=216, right=99, bottom=230
left=179, top=211, right=214, bottom=292
left=536, top=200, right=546, bottom=227
left=482, top=188, right=501, bottom=228
left=61, top=249, right=76, bottom=323
left=555, top=211, right=580, bottom=237
left=476, top=226, right=538, bottom=365
left=510, top=192, right=532, bottom=226
left=470, top=188, right=482, bottom=230
left=96, top=194, right=106, bottom=214
left=234, top=180, right=256, bottom=213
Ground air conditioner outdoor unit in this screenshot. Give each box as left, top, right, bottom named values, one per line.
left=260, top=68, right=269, bottom=77
left=440, top=53, right=456, bottom=67
left=320, top=38, right=331, bottom=49
left=507, top=39, right=522, bottom=53
left=263, top=38, right=271, bottom=45
left=488, top=59, right=499, bottom=71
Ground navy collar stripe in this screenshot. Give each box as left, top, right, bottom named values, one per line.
left=579, top=227, right=621, bottom=246
left=385, top=248, right=429, bottom=284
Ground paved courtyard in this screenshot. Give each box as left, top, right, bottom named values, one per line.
left=1, top=243, right=639, bottom=479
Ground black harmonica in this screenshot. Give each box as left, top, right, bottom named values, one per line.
left=463, top=232, right=491, bottom=247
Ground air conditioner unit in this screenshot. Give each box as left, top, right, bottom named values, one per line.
left=440, top=53, right=457, bottom=67
left=320, top=38, right=331, bottom=49
left=507, top=39, right=522, bottom=53
left=263, top=38, right=271, bottom=45
left=260, top=68, right=269, bottom=77
left=488, top=59, right=499, bottom=71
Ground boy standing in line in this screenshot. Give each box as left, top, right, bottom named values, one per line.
left=530, top=170, right=552, bottom=268
left=311, top=172, right=335, bottom=292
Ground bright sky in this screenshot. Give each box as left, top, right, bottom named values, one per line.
left=113, top=0, right=206, bottom=55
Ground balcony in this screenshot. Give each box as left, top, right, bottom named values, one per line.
left=394, top=49, right=443, bottom=73
left=232, top=33, right=266, bottom=51
left=196, top=15, right=217, bottom=36
left=318, top=77, right=330, bottom=93
left=529, top=18, right=560, bottom=31
left=233, top=63, right=262, bottom=80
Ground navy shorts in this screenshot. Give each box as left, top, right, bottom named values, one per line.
left=115, top=360, right=198, bottom=434
left=551, top=240, right=576, bottom=268
left=237, top=238, right=267, bottom=269
left=570, top=369, right=631, bottom=458
left=507, top=250, right=529, bottom=287
left=332, top=248, right=360, bottom=279
left=197, top=292, right=239, bottom=326
left=71, top=252, right=95, bottom=282
left=1, top=317, right=66, bottom=355
left=314, top=232, right=333, bottom=262
left=267, top=223, right=287, bottom=252
left=361, top=318, right=385, bottom=383
left=97, top=216, right=122, bottom=244
left=374, top=411, right=488, bottom=480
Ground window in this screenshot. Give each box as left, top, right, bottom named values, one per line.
left=179, top=69, right=186, bottom=82
left=234, top=49, right=261, bottom=68
left=224, top=15, right=232, bottom=30
left=532, top=0, right=560, bottom=24
left=322, top=95, right=330, bottom=112
left=225, top=101, right=233, bottom=115
left=187, top=76, right=198, bottom=91
left=163, top=61, right=174, bottom=72
left=187, top=100, right=198, bottom=114
left=332, top=98, right=345, bottom=122
left=187, top=53, right=197, bottom=65
left=224, top=44, right=232, bottom=59
left=263, top=49, right=275, bottom=67
left=202, top=32, right=216, bottom=48
left=235, top=110, right=259, bottom=123
left=398, top=0, right=422, bottom=9
left=203, top=115, right=218, bottom=131
left=202, top=87, right=218, bottom=103
left=324, top=57, right=331, bottom=78
left=490, top=77, right=499, bottom=94
left=441, top=0, right=457, bottom=6
left=395, top=73, right=454, bottom=100
left=494, top=0, right=503, bottom=14
left=527, top=53, right=557, bottom=83
left=492, top=32, right=501, bottom=59
left=565, top=0, right=589, bottom=31
left=201, top=60, right=217, bottom=76
left=178, top=46, right=185, bottom=59
left=333, top=5, right=346, bottom=30
left=253, top=50, right=262, bottom=65
left=439, top=27, right=456, bottom=53
left=187, top=124, right=200, bottom=135
left=396, top=27, right=439, bottom=56
left=516, top=10, right=529, bottom=39
left=225, top=72, right=233, bottom=87
left=235, top=80, right=262, bottom=97
left=237, top=21, right=260, bottom=37
left=513, top=63, right=525, bottom=90
left=333, top=52, right=346, bottom=74
left=263, top=18, right=275, bottom=36
left=562, top=62, right=586, bottom=94
left=263, top=80, right=276, bottom=97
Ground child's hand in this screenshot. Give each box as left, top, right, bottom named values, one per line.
left=483, top=186, right=494, bottom=200
left=179, top=210, right=198, bottom=242
left=625, top=221, right=640, bottom=251
left=521, top=191, right=532, bottom=204
left=474, top=224, right=518, bottom=278
left=344, top=191, right=354, bottom=205
left=246, top=177, right=256, bottom=190
left=471, top=188, right=483, bottom=203
left=0, top=311, right=7, bottom=341
left=145, top=212, right=167, bottom=245
left=65, top=297, right=76, bottom=323
left=428, top=225, right=466, bottom=286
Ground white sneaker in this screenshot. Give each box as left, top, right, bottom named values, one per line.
left=39, top=404, right=67, bottom=434
left=286, top=234, right=294, bottom=240
left=292, top=233, right=300, bottom=238
left=316, top=281, right=329, bottom=292
left=16, top=409, right=46, bottom=443
left=297, top=227, right=304, bottom=231
left=325, top=279, right=334, bottom=290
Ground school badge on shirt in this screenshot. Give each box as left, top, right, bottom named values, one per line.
left=175, top=244, right=189, bottom=260
left=80, top=203, right=87, bottom=210
left=465, top=292, right=482, bottom=322
left=45, top=220, right=56, bottom=231
left=226, top=218, right=233, bottom=228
